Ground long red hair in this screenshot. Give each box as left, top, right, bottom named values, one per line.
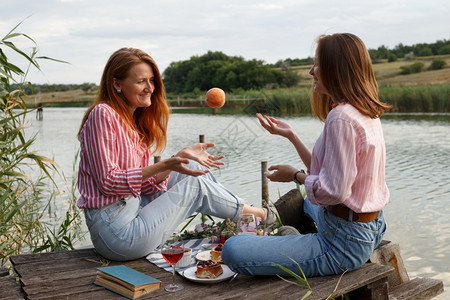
left=310, top=33, right=391, bottom=121
left=78, top=48, right=170, bottom=154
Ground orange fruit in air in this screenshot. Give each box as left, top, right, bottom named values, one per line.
left=206, top=88, right=226, bottom=109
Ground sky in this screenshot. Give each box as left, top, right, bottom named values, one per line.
left=1, top=0, right=449, bottom=85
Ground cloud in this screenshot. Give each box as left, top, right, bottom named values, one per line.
left=1, top=0, right=448, bottom=84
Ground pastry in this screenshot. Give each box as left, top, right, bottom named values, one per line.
left=210, top=243, right=223, bottom=263
left=196, top=260, right=223, bottom=279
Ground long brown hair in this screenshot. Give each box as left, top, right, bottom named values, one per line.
left=310, top=33, right=391, bottom=121
left=78, top=48, right=170, bottom=154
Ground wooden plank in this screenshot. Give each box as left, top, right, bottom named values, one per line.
left=0, top=277, right=25, bottom=299
left=305, top=263, right=394, bottom=299
left=13, top=256, right=103, bottom=278
left=10, top=248, right=97, bottom=265
left=24, top=284, right=110, bottom=300
left=0, top=266, right=9, bottom=277
left=19, top=267, right=96, bottom=286
left=20, top=269, right=95, bottom=292
left=388, top=277, right=444, bottom=299
left=48, top=290, right=125, bottom=300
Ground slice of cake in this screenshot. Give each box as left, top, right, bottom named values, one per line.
left=196, top=260, right=223, bottom=279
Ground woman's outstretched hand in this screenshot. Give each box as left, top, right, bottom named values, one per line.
left=256, top=113, right=294, bottom=139
left=264, top=164, right=297, bottom=182
left=163, top=156, right=210, bottom=177
left=176, top=143, right=225, bottom=169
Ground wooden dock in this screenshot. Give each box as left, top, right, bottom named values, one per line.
left=0, top=189, right=444, bottom=299
left=0, top=241, right=443, bottom=300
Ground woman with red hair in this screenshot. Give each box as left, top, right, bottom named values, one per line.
left=77, top=48, right=273, bottom=261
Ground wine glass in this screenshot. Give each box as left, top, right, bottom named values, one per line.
left=220, top=229, right=234, bottom=243
left=161, top=231, right=184, bottom=292
left=238, top=214, right=257, bottom=235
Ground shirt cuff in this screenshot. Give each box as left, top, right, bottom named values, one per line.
left=141, top=175, right=169, bottom=195
left=127, top=168, right=143, bottom=197
left=154, top=176, right=169, bottom=192
left=304, top=174, right=319, bottom=206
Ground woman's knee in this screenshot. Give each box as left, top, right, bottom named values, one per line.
left=221, top=237, right=241, bottom=263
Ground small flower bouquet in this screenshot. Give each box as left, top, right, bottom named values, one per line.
left=181, top=212, right=278, bottom=242
left=180, top=217, right=238, bottom=243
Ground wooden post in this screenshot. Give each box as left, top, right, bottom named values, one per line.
left=199, top=133, right=206, bottom=225
left=154, top=156, right=161, bottom=163
left=261, top=161, right=269, bottom=206
left=36, top=103, right=43, bottom=120
left=370, top=241, right=410, bottom=287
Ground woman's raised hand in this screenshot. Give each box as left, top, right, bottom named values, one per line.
left=256, top=113, right=294, bottom=139
left=176, top=143, right=225, bottom=169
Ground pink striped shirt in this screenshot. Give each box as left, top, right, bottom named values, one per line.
left=304, top=104, right=389, bottom=213
left=77, top=104, right=168, bottom=208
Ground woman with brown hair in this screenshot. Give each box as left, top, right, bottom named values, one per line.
left=77, top=48, right=274, bottom=261
left=223, top=33, right=390, bottom=277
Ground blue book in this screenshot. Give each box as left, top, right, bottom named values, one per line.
left=95, top=265, right=161, bottom=299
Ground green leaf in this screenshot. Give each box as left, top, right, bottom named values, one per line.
left=2, top=40, right=40, bottom=69
left=301, top=290, right=312, bottom=300
left=36, top=56, right=69, bottom=64
left=275, top=264, right=308, bottom=287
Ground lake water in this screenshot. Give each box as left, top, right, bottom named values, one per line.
left=26, top=108, right=449, bottom=298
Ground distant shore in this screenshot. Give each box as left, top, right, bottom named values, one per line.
left=24, top=54, right=450, bottom=113
left=24, top=84, right=450, bottom=114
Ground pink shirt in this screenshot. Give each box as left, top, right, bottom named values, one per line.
left=77, top=103, right=168, bottom=208
left=305, top=104, right=389, bottom=213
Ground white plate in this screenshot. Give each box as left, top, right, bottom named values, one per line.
left=182, top=265, right=236, bottom=283
left=195, top=250, right=212, bottom=261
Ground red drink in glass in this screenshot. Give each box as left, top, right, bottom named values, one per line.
left=161, top=232, right=184, bottom=292
left=220, top=230, right=233, bottom=244
left=161, top=247, right=184, bottom=265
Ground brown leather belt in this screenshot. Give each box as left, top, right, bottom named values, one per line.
left=326, top=205, right=380, bottom=222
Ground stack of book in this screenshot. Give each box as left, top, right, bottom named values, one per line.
left=95, top=265, right=161, bottom=299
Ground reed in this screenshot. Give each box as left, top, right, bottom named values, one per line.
left=238, top=85, right=449, bottom=114
left=262, top=88, right=312, bottom=115
left=379, top=85, right=450, bottom=112
left=169, top=85, right=449, bottom=115
left=1, top=22, right=84, bottom=267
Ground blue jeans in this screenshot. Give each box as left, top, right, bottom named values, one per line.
left=222, top=197, right=386, bottom=277
left=83, top=160, right=244, bottom=261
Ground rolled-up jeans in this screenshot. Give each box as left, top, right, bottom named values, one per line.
left=222, top=197, right=386, bottom=277
left=84, top=160, right=244, bottom=261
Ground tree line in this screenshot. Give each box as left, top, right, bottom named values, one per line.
left=10, top=82, right=97, bottom=95
left=273, top=38, right=450, bottom=66
left=19, top=38, right=450, bottom=94
left=368, top=39, right=450, bottom=62
left=162, top=50, right=300, bottom=93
